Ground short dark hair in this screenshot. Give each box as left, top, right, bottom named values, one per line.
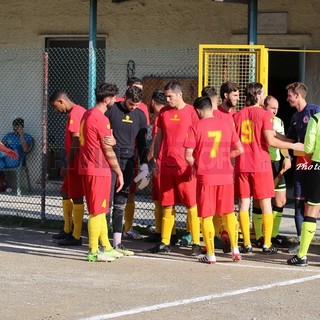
left=95, top=83, right=119, bottom=103
left=193, top=96, right=212, bottom=111
left=220, top=81, right=240, bottom=100
left=49, top=90, right=68, bottom=104
left=201, top=86, right=217, bottom=98
left=164, top=80, right=183, bottom=92
left=151, top=89, right=167, bottom=105
left=125, top=86, right=143, bottom=103
left=286, top=82, right=308, bottom=99
left=12, top=117, right=24, bottom=127
left=244, top=82, right=263, bottom=106
left=127, top=76, right=142, bottom=87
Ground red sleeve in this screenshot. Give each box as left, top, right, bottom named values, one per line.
left=262, top=110, right=274, bottom=131
left=184, top=125, right=197, bottom=149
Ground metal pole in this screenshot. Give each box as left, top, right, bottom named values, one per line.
left=247, top=0, right=257, bottom=45
left=88, top=0, right=97, bottom=109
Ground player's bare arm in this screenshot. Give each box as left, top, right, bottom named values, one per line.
left=230, top=140, right=244, bottom=158
left=264, top=129, right=304, bottom=152
left=101, top=129, right=116, bottom=147
left=102, top=141, right=124, bottom=192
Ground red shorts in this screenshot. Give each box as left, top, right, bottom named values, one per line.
left=197, top=184, right=234, bottom=218
left=82, top=175, right=111, bottom=215
left=235, top=171, right=275, bottom=199
left=61, top=169, right=84, bottom=199
left=159, top=166, right=196, bottom=207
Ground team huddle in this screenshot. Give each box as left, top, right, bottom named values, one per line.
left=50, top=78, right=320, bottom=266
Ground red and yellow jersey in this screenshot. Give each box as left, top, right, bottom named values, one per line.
left=78, top=108, right=112, bottom=176
left=116, top=97, right=150, bottom=125
left=184, top=112, right=240, bottom=185
left=158, top=104, right=199, bottom=169
left=233, top=106, right=273, bottom=173
left=65, top=105, right=86, bottom=170
left=218, top=104, right=237, bottom=116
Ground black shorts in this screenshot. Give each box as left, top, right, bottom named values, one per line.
left=272, top=161, right=286, bottom=191
left=305, top=161, right=320, bottom=205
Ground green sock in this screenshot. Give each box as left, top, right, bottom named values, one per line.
left=298, top=221, right=316, bottom=258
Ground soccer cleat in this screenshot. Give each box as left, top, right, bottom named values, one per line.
left=87, top=251, right=116, bottom=262
left=272, top=235, right=289, bottom=247
left=256, top=236, right=264, bottom=248
left=198, top=254, right=216, bottom=265
left=52, top=230, right=71, bottom=240
left=58, top=234, right=82, bottom=246
left=239, top=245, right=253, bottom=254
left=262, top=245, right=278, bottom=254
left=101, top=248, right=124, bottom=259
left=170, top=234, right=179, bottom=246
left=287, top=254, right=308, bottom=267
left=288, top=243, right=300, bottom=255
left=123, top=228, right=143, bottom=240
left=201, top=246, right=207, bottom=254
left=144, top=233, right=161, bottom=243
left=114, top=243, right=134, bottom=256
left=147, top=242, right=171, bottom=254
left=221, top=230, right=231, bottom=253
left=232, top=253, right=242, bottom=262
left=191, top=244, right=202, bottom=256
left=179, top=233, right=192, bottom=247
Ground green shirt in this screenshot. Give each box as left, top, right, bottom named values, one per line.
left=304, top=113, right=320, bottom=162
left=269, top=116, right=285, bottom=161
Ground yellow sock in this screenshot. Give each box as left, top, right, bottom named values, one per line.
left=161, top=207, right=175, bottom=245
left=239, top=210, right=251, bottom=247
left=154, top=201, right=163, bottom=234
left=202, top=216, right=215, bottom=256
left=213, top=215, right=222, bottom=237
left=252, top=207, right=263, bottom=240
left=262, top=213, right=273, bottom=248
left=187, top=206, right=200, bottom=245
left=62, top=199, right=73, bottom=233
left=124, top=193, right=135, bottom=233
left=99, top=213, right=113, bottom=251
left=223, top=213, right=239, bottom=250
left=272, top=206, right=283, bottom=238
left=72, top=203, right=84, bottom=240
left=172, top=207, right=177, bottom=235
left=88, top=214, right=101, bottom=253
left=298, top=221, right=316, bottom=258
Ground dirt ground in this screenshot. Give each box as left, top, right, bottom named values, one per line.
left=1, top=225, right=320, bottom=320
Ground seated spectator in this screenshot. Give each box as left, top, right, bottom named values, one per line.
left=0, top=118, right=33, bottom=169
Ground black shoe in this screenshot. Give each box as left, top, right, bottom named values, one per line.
left=52, top=230, right=71, bottom=240
left=287, top=254, right=308, bottom=267
left=256, top=236, right=264, bottom=248
left=170, top=234, right=179, bottom=246
left=147, top=242, right=171, bottom=254
left=58, top=235, right=82, bottom=246
left=191, top=244, right=202, bottom=256
left=144, top=233, right=161, bottom=243
left=271, top=235, right=289, bottom=247
left=262, top=246, right=278, bottom=254
left=239, top=245, right=253, bottom=254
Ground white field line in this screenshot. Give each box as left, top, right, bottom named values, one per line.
left=80, top=274, right=320, bottom=320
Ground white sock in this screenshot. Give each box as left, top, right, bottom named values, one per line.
left=113, top=232, right=122, bottom=247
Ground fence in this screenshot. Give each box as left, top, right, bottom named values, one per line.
left=0, top=47, right=198, bottom=228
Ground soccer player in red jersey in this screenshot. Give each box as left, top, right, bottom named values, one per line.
left=79, top=83, right=124, bottom=262
left=233, top=82, right=304, bottom=254
left=217, top=81, right=240, bottom=116
left=184, top=95, right=244, bottom=264
left=145, top=90, right=169, bottom=243
left=148, top=80, right=201, bottom=255
left=49, top=90, right=87, bottom=246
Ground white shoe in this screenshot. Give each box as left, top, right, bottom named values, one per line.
left=123, top=228, right=143, bottom=240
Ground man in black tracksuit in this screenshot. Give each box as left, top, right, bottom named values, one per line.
left=105, top=86, right=149, bottom=256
